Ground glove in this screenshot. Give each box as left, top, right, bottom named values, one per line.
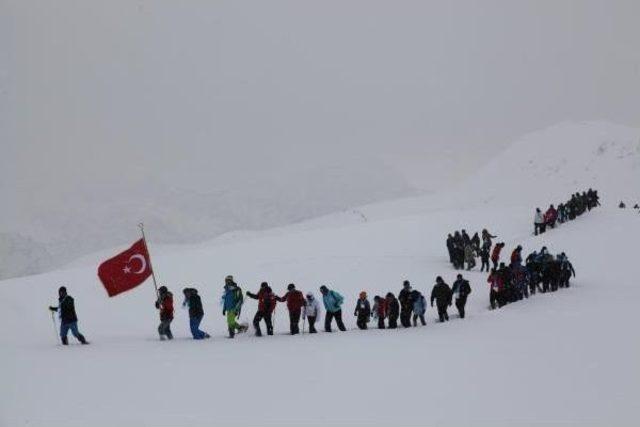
left=154, top=301, right=160, bottom=309
left=48, top=306, right=57, bottom=312
left=222, top=310, right=226, bottom=316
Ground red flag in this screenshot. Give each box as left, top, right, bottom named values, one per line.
left=98, top=239, right=153, bottom=297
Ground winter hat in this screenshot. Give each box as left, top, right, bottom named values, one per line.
left=306, top=293, right=314, bottom=299
left=225, top=275, right=234, bottom=282
left=456, top=274, right=462, bottom=279
left=436, top=276, right=443, bottom=283
left=287, top=283, right=295, bottom=291
left=319, top=285, right=328, bottom=293
left=403, top=280, right=410, bottom=288
left=260, top=282, right=268, bottom=289
left=58, top=286, right=67, bottom=295
left=159, top=286, right=168, bottom=293
left=359, top=291, right=367, bottom=299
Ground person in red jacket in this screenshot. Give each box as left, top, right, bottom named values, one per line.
left=545, top=204, right=558, bottom=229
left=491, top=242, right=505, bottom=270
left=155, top=286, right=174, bottom=340
left=277, top=283, right=306, bottom=335
left=246, top=282, right=276, bottom=336
left=487, top=268, right=505, bottom=309
left=510, top=245, right=523, bottom=266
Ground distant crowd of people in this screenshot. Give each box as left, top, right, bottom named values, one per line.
left=534, top=189, right=600, bottom=235
left=446, top=228, right=498, bottom=271
left=487, top=246, right=575, bottom=309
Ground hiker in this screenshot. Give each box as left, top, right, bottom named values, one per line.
left=491, top=242, right=505, bottom=270
left=411, top=290, right=427, bottom=326
left=49, top=286, right=88, bottom=345
left=385, top=293, right=400, bottom=329
left=277, top=283, right=306, bottom=335
left=398, top=280, right=414, bottom=327
left=451, top=274, right=472, bottom=319
left=372, top=295, right=386, bottom=329
left=222, top=275, right=247, bottom=338
left=354, top=291, right=371, bottom=330
left=319, top=285, right=346, bottom=332
left=246, top=282, right=276, bottom=336
left=534, top=208, right=546, bottom=235
left=464, top=244, right=476, bottom=270
left=430, top=276, right=452, bottom=322
left=479, top=244, right=490, bottom=272
left=155, top=285, right=174, bottom=340
left=302, top=292, right=321, bottom=333
left=182, top=287, right=210, bottom=340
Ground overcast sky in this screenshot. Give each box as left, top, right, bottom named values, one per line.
left=1, top=0, right=639, bottom=234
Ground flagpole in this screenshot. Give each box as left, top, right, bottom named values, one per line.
left=138, top=222, right=160, bottom=300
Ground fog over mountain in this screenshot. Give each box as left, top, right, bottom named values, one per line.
left=1, top=0, right=639, bottom=278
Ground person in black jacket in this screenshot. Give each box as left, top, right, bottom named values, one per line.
left=385, top=292, right=400, bottom=329
left=430, top=277, right=452, bottom=322
left=182, top=288, right=210, bottom=340
left=354, top=291, right=371, bottom=330
left=49, top=287, right=88, bottom=345
left=451, top=274, right=472, bottom=319
left=398, top=280, right=414, bottom=328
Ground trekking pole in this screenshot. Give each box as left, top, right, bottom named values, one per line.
left=49, top=308, right=59, bottom=343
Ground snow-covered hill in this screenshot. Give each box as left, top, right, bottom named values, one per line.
left=1, top=122, right=639, bottom=425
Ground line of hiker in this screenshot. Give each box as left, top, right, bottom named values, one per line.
left=51, top=248, right=576, bottom=344
left=446, top=228, right=498, bottom=271
left=488, top=245, right=575, bottom=309
left=534, top=189, right=600, bottom=235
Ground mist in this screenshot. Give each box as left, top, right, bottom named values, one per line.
left=1, top=0, right=639, bottom=278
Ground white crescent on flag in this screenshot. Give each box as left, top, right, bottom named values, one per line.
left=127, top=254, right=147, bottom=274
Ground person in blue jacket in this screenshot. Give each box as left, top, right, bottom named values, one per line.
left=319, top=285, right=346, bottom=332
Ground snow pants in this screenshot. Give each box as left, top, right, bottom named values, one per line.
left=412, top=313, right=426, bottom=326
left=60, top=321, right=87, bottom=344
left=325, top=310, right=346, bottom=332
left=455, top=296, right=467, bottom=318
left=388, top=314, right=399, bottom=329
left=356, top=314, right=369, bottom=330
left=306, top=315, right=318, bottom=333
left=400, top=308, right=412, bottom=328
left=376, top=316, right=386, bottom=329
left=436, top=304, right=449, bottom=322
left=226, top=309, right=243, bottom=337
left=189, top=316, right=208, bottom=340
left=252, top=311, right=273, bottom=336
left=288, top=309, right=302, bottom=335
left=158, top=318, right=173, bottom=339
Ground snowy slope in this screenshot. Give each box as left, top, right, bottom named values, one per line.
left=1, top=123, right=640, bottom=426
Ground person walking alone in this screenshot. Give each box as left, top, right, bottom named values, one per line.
left=49, top=286, right=88, bottom=345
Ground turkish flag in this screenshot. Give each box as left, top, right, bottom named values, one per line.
left=98, top=239, right=153, bottom=297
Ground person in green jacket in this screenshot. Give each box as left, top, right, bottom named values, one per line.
left=222, top=275, right=247, bottom=338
